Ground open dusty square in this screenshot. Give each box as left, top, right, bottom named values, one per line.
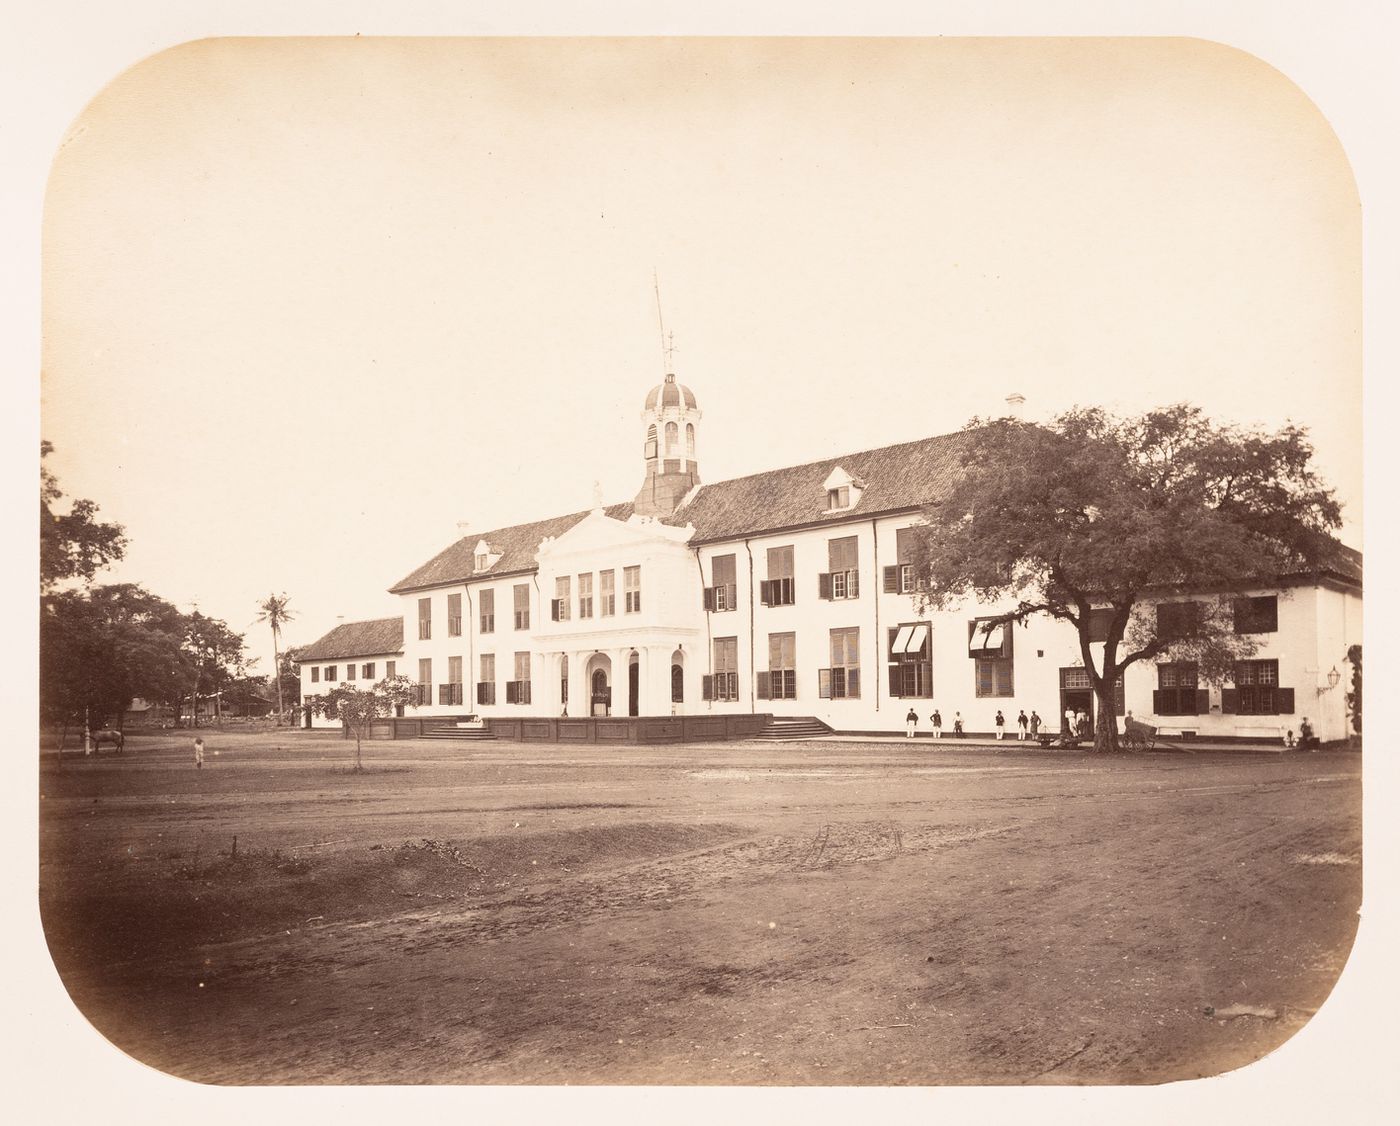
left=38, top=731, right=1360, bottom=1086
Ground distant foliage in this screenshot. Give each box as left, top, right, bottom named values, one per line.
left=40, top=441, right=127, bottom=592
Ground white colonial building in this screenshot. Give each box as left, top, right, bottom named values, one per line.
left=298, top=370, right=1362, bottom=743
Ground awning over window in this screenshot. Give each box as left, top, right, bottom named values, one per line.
left=969, top=621, right=1005, bottom=656
left=891, top=623, right=931, bottom=657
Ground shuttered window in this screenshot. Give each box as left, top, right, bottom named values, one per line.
left=477, top=654, right=496, bottom=706
left=705, top=554, right=738, bottom=612
left=599, top=570, right=616, bottom=616
left=1222, top=659, right=1292, bottom=715
left=820, top=627, right=860, bottom=699
left=762, top=546, right=796, bottom=606
left=1153, top=662, right=1206, bottom=716
left=759, top=632, right=797, bottom=700
left=578, top=573, right=593, bottom=619
left=887, top=622, right=932, bottom=698
left=821, top=536, right=861, bottom=600
left=513, top=584, right=530, bottom=630
left=624, top=566, right=641, bottom=612
left=711, top=638, right=739, bottom=701
left=418, top=597, right=432, bottom=640
left=447, top=592, right=462, bottom=637
left=479, top=589, right=495, bottom=633
left=1233, top=596, right=1279, bottom=635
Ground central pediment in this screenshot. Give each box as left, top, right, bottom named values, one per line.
left=535, top=509, right=694, bottom=565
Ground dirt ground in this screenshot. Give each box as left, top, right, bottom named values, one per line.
left=37, top=729, right=1361, bottom=1086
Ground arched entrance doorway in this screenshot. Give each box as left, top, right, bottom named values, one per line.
left=671, top=648, right=686, bottom=713
left=586, top=653, right=613, bottom=717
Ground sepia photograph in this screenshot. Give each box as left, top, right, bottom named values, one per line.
left=16, top=12, right=1393, bottom=1116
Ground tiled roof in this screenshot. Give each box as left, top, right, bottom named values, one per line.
left=297, top=617, right=404, bottom=661
left=385, top=425, right=1361, bottom=595
left=679, top=429, right=979, bottom=542
left=388, top=504, right=637, bottom=594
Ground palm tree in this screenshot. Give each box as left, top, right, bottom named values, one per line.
left=256, top=593, right=295, bottom=724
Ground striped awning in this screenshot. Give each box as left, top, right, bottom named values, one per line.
left=891, top=623, right=930, bottom=656
left=969, top=621, right=1005, bottom=655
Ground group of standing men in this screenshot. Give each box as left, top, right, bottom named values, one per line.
left=904, top=708, right=1053, bottom=740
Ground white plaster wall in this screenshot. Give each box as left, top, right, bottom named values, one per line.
left=299, top=650, right=404, bottom=729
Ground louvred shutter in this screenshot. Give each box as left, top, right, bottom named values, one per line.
left=702, top=675, right=714, bottom=701
left=727, top=584, right=738, bottom=609
left=883, top=566, right=898, bottom=593
left=888, top=666, right=901, bottom=697
left=1278, top=687, right=1294, bottom=715
left=759, top=580, right=771, bottom=606
left=1221, top=688, right=1238, bottom=714
left=818, top=669, right=832, bottom=698
left=1195, top=688, right=1210, bottom=716
left=755, top=671, right=771, bottom=700
left=849, top=570, right=859, bottom=598
left=703, top=587, right=715, bottom=611
left=1152, top=689, right=1165, bottom=716
left=818, top=573, right=833, bottom=600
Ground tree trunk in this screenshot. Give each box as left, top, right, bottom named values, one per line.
left=1093, top=690, right=1121, bottom=753
left=271, top=628, right=284, bottom=724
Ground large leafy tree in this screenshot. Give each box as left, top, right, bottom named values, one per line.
left=40, top=441, right=127, bottom=592
left=255, top=593, right=295, bottom=723
left=911, top=406, right=1343, bottom=752
left=181, top=611, right=249, bottom=726
left=306, top=676, right=418, bottom=772
left=40, top=585, right=190, bottom=739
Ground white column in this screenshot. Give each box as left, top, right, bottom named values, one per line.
left=614, top=647, right=634, bottom=716
left=644, top=645, right=673, bottom=717
left=569, top=651, right=589, bottom=717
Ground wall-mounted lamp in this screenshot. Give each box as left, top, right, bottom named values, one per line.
left=1326, top=665, right=1341, bottom=691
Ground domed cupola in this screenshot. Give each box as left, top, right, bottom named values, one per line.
left=643, top=373, right=699, bottom=413
left=635, top=371, right=702, bottom=517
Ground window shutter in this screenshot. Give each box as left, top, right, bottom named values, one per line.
left=758, top=580, right=771, bottom=606
left=818, top=573, right=833, bottom=600
left=1194, top=688, right=1209, bottom=716
left=727, top=584, right=738, bottom=610
left=755, top=671, right=771, bottom=700
left=703, top=587, right=715, bottom=611
left=550, top=599, right=560, bottom=621
left=818, top=668, right=832, bottom=698
left=849, top=570, right=859, bottom=598
left=1221, top=688, right=1238, bottom=714
left=702, top=674, right=714, bottom=701
left=888, top=666, right=901, bottom=697
left=1152, top=688, right=1165, bottom=715
left=1278, top=687, right=1294, bottom=715
left=883, top=566, right=898, bottom=593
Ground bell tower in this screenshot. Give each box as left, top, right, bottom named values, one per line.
left=634, top=368, right=701, bottom=517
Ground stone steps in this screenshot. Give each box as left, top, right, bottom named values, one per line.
left=755, top=717, right=834, bottom=742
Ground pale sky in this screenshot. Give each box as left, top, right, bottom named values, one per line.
left=41, top=37, right=1361, bottom=679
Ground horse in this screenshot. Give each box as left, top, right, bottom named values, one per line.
left=88, top=728, right=124, bottom=753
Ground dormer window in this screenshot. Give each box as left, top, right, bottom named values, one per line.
left=822, top=466, right=863, bottom=513
left=472, top=538, right=500, bottom=573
